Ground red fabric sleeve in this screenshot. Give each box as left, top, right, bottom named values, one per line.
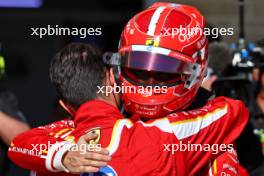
left=8, top=119, right=75, bottom=173
left=184, top=97, right=249, bottom=175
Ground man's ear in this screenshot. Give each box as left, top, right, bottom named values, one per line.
left=59, top=99, right=76, bottom=116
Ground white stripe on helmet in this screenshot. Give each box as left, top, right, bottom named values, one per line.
left=147, top=6, right=166, bottom=35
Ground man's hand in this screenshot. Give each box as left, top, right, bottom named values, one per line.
left=62, top=133, right=111, bottom=174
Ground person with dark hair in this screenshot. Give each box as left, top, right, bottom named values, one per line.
left=49, top=43, right=110, bottom=110
left=10, top=40, right=247, bottom=176
left=9, top=43, right=112, bottom=175
left=9, top=3, right=249, bottom=176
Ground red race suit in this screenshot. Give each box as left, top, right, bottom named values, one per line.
left=8, top=96, right=249, bottom=176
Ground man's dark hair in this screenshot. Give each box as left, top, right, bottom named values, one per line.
left=50, top=43, right=106, bottom=108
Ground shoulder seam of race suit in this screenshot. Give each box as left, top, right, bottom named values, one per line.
left=172, top=104, right=228, bottom=139
left=106, top=119, right=134, bottom=155
left=104, top=104, right=228, bottom=156
left=137, top=104, right=228, bottom=140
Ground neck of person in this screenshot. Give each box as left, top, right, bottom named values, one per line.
left=97, top=93, right=120, bottom=109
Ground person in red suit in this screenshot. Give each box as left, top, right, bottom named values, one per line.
left=9, top=3, right=249, bottom=176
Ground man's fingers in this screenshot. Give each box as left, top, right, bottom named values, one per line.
left=93, top=148, right=109, bottom=155
left=82, top=160, right=108, bottom=167
left=85, top=152, right=111, bottom=161
left=76, top=166, right=99, bottom=173
left=84, top=132, right=98, bottom=142
left=77, top=133, right=98, bottom=145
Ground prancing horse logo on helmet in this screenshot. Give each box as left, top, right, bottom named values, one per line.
left=145, top=38, right=159, bottom=47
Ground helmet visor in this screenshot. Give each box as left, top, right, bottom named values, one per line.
left=121, top=51, right=193, bottom=74
left=120, top=51, right=193, bottom=86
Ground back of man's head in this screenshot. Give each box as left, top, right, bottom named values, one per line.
left=50, top=43, right=106, bottom=108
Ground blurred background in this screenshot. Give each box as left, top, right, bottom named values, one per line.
left=0, top=0, right=264, bottom=175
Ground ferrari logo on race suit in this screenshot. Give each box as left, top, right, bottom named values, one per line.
left=81, top=165, right=117, bottom=176
left=86, top=127, right=101, bottom=144
left=145, top=38, right=159, bottom=47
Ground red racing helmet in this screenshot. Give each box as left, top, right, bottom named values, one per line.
left=118, top=2, right=208, bottom=118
